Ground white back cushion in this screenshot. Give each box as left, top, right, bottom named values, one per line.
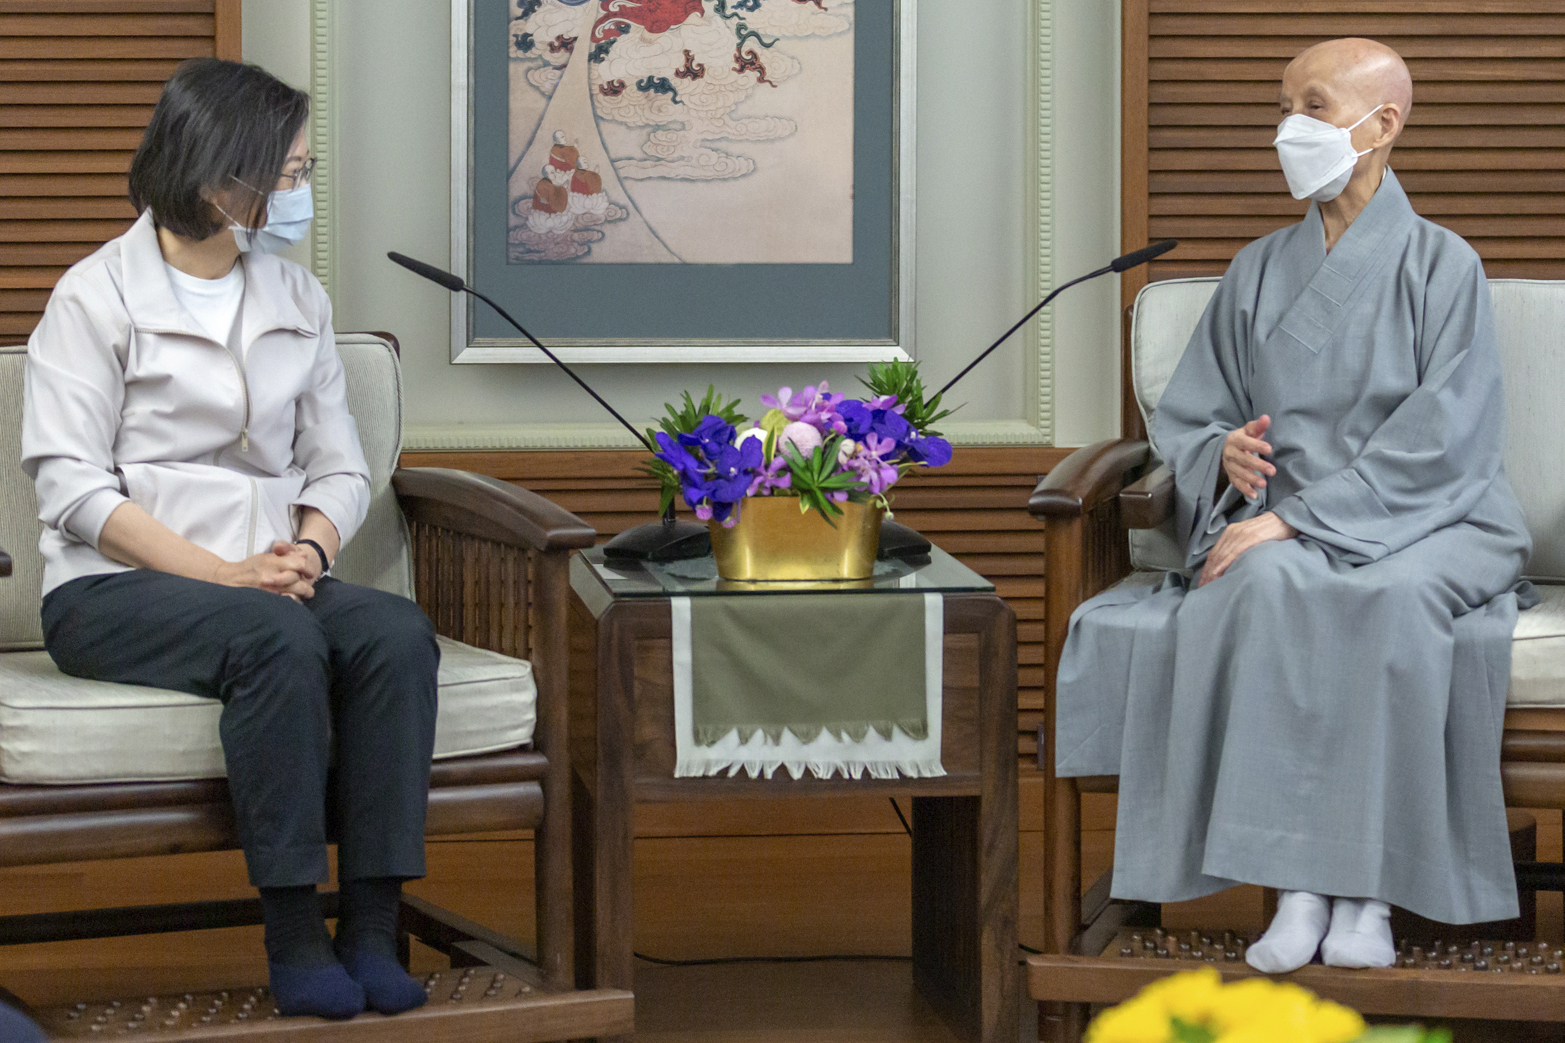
left=0, top=348, right=44, bottom=650
left=329, top=334, right=414, bottom=599
left=1489, top=281, right=1565, bottom=581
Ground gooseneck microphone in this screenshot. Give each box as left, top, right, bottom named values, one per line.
left=387, top=251, right=653, bottom=453
left=388, top=251, right=715, bottom=561
left=934, top=239, right=1178, bottom=398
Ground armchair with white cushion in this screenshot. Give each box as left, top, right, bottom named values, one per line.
left=0, top=333, right=632, bottom=1041
left=1027, top=279, right=1565, bottom=1041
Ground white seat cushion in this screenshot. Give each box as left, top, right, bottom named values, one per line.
left=0, top=636, right=536, bottom=785
left=1511, top=584, right=1565, bottom=709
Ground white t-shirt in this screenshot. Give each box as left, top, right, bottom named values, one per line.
left=166, top=261, right=245, bottom=354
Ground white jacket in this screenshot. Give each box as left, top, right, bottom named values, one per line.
left=22, top=210, right=371, bottom=596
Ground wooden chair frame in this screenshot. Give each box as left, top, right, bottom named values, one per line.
left=1026, top=406, right=1565, bottom=1039
left=0, top=350, right=633, bottom=1039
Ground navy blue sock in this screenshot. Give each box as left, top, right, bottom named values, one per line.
left=334, top=877, right=403, bottom=960
left=259, top=886, right=335, bottom=968
left=260, top=886, right=364, bottom=1019
left=335, top=878, right=425, bottom=1014
left=334, top=948, right=428, bottom=1015
left=267, top=962, right=365, bottom=1020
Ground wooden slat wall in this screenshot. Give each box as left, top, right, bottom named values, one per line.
left=0, top=0, right=241, bottom=346
left=397, top=446, right=1072, bottom=758
left=1122, top=0, right=1565, bottom=328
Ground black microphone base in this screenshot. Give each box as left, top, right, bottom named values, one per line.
left=877, top=520, right=932, bottom=562
left=603, top=518, right=712, bottom=562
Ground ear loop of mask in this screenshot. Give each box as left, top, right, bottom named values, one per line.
left=1344, top=103, right=1390, bottom=158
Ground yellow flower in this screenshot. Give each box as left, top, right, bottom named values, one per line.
left=1302, top=1000, right=1365, bottom=1043
left=1084, top=995, right=1174, bottom=1043
left=1136, top=967, right=1225, bottom=1026
left=1211, top=977, right=1316, bottom=1032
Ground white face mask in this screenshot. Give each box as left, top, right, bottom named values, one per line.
left=1273, top=103, right=1388, bottom=203
left=218, top=183, right=314, bottom=255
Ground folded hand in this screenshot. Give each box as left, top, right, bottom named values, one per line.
left=211, top=541, right=317, bottom=600
left=1197, top=512, right=1298, bottom=588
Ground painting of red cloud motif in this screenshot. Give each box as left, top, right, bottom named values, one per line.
left=506, top=0, right=855, bottom=264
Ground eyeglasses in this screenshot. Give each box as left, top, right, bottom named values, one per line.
left=233, top=156, right=315, bottom=196
left=281, top=156, right=316, bottom=189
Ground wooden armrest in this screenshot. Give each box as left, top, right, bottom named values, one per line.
left=0, top=544, right=10, bottom=578
left=393, top=467, right=596, bottom=553
left=1119, top=464, right=1173, bottom=530
left=1028, top=439, right=1151, bottom=520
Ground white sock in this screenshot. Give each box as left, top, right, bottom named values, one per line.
left=1245, top=891, right=1329, bottom=973
left=1320, top=897, right=1395, bottom=969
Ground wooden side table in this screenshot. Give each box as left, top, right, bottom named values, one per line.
left=567, top=547, right=1019, bottom=1043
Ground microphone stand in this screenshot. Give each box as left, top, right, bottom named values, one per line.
left=388, top=252, right=710, bottom=561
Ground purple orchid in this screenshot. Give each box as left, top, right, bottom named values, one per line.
left=654, top=414, right=764, bottom=527
left=905, top=434, right=954, bottom=468
left=761, top=382, right=848, bottom=435
left=846, top=432, right=901, bottom=496
left=747, top=455, right=792, bottom=496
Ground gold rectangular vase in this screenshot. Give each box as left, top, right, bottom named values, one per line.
left=709, top=497, right=884, bottom=582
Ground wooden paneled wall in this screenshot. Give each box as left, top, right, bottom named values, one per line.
left=398, top=446, right=1071, bottom=760
left=0, top=0, right=241, bottom=346
left=1122, top=0, right=1565, bottom=321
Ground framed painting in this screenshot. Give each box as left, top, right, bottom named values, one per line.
left=450, top=0, right=916, bottom=363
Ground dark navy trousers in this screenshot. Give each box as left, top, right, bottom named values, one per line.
left=42, top=571, right=439, bottom=888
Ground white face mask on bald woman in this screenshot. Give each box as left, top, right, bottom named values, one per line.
left=1273, top=103, right=1388, bottom=203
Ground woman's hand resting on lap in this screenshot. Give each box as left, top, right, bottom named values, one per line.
left=211, top=542, right=316, bottom=599
left=1198, top=512, right=1298, bottom=588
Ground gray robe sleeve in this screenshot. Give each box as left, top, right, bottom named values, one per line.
left=1149, top=263, right=1260, bottom=569
left=1269, top=252, right=1505, bottom=565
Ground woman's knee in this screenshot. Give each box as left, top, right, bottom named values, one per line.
left=227, top=592, right=330, bottom=672
left=349, top=592, right=440, bottom=676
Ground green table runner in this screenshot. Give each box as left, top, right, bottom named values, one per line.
left=671, top=592, right=945, bottom=780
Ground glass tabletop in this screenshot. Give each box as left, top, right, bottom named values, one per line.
left=575, top=545, right=995, bottom=599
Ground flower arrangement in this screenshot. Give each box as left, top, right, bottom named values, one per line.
left=645, top=359, right=955, bottom=527
left=1085, top=969, right=1450, bottom=1043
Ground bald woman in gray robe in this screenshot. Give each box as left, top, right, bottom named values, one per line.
left=1055, top=38, right=1530, bottom=973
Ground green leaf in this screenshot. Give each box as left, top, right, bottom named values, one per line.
left=857, top=358, right=959, bottom=436
left=1169, top=1018, right=1217, bottom=1043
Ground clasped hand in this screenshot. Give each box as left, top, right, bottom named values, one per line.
left=211, top=541, right=318, bottom=600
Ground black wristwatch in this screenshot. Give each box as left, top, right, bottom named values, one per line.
left=297, top=538, right=330, bottom=576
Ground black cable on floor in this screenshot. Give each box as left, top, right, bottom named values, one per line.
left=634, top=944, right=1045, bottom=968
left=635, top=952, right=912, bottom=967
left=890, top=798, right=912, bottom=837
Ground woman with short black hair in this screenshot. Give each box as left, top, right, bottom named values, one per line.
left=21, top=58, right=437, bottom=1020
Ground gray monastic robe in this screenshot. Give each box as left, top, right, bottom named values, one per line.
left=1056, top=170, right=1531, bottom=924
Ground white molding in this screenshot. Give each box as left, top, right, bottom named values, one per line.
left=309, top=0, right=336, bottom=297
left=453, top=342, right=910, bottom=365
left=1033, top=0, right=1055, bottom=445
left=448, top=0, right=919, bottom=366
left=401, top=418, right=1046, bottom=453
left=450, top=0, right=470, bottom=366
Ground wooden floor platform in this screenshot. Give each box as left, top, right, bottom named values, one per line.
left=1030, top=925, right=1565, bottom=1025
left=29, top=967, right=632, bottom=1043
